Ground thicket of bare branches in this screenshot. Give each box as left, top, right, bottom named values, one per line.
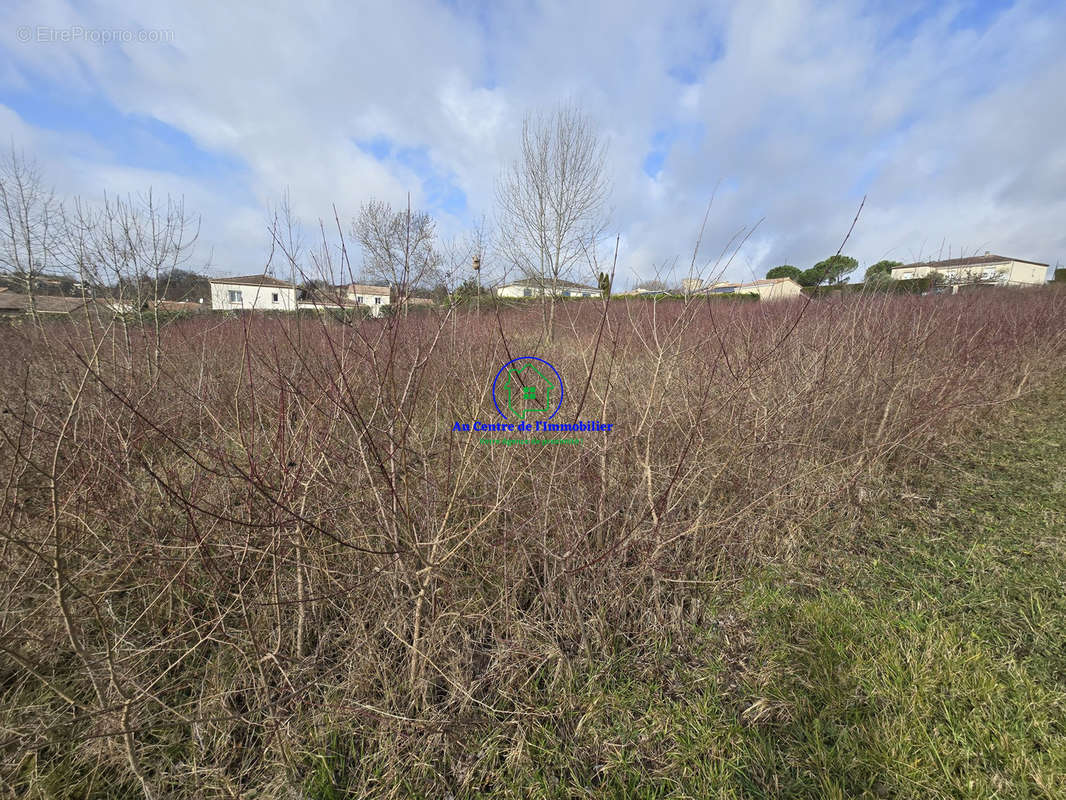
left=1, top=277, right=1064, bottom=795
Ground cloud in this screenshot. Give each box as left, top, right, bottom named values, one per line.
left=0, top=0, right=1063, bottom=283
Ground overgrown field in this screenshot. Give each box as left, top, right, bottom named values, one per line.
left=1, top=289, right=1065, bottom=797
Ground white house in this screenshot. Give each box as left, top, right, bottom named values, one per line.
left=496, top=278, right=602, bottom=299
left=702, top=277, right=804, bottom=300
left=890, top=254, right=1048, bottom=287
left=209, top=275, right=298, bottom=311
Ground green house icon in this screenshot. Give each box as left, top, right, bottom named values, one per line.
left=503, top=364, right=553, bottom=419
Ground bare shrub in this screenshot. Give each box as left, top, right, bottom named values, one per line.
left=1, top=280, right=1065, bottom=795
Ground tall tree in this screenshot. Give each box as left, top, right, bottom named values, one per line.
left=354, top=199, right=441, bottom=305
left=0, top=149, right=58, bottom=323
left=496, top=102, right=610, bottom=342
left=597, top=271, right=612, bottom=298
left=865, top=259, right=902, bottom=280
left=766, top=264, right=801, bottom=281
left=805, top=254, right=859, bottom=286
left=68, top=190, right=200, bottom=376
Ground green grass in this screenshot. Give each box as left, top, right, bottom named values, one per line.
left=307, top=383, right=1066, bottom=798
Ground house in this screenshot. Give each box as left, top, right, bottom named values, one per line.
left=681, top=278, right=705, bottom=294
left=296, top=282, right=395, bottom=317
left=0, top=292, right=95, bottom=316
left=702, top=277, right=803, bottom=300
left=343, top=283, right=393, bottom=315
left=890, top=254, right=1048, bottom=288
left=496, top=278, right=603, bottom=299
left=209, top=274, right=298, bottom=311
left=631, top=287, right=670, bottom=296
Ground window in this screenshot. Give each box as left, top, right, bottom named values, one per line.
left=582, top=292, right=590, bottom=297
left=227, top=290, right=243, bottom=303
left=522, top=386, right=536, bottom=400
left=271, top=292, right=279, bottom=303
left=356, top=296, right=363, bottom=304
left=374, top=296, right=382, bottom=304
left=523, top=288, right=532, bottom=297
left=900, top=272, right=914, bottom=280
left=562, top=290, right=571, bottom=297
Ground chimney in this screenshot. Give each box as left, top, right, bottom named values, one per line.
left=984, top=251, right=990, bottom=256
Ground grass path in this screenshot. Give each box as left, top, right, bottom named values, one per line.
left=724, top=382, right=1066, bottom=800
left=390, top=382, right=1066, bottom=799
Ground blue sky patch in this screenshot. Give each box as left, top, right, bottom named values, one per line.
left=1, top=78, right=246, bottom=182
left=356, top=137, right=467, bottom=215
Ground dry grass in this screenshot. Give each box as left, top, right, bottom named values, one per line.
left=1, top=287, right=1065, bottom=796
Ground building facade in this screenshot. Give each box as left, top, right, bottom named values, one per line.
left=342, top=283, right=393, bottom=315
left=889, top=254, right=1048, bottom=287
left=209, top=275, right=299, bottom=311
left=703, top=277, right=803, bottom=300
left=496, top=278, right=602, bottom=299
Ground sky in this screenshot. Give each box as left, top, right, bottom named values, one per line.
left=1, top=0, right=1064, bottom=287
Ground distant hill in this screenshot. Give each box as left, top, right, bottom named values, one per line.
left=0, top=269, right=211, bottom=303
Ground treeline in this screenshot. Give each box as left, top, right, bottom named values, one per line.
left=764, top=256, right=904, bottom=287
left=0, top=268, right=211, bottom=302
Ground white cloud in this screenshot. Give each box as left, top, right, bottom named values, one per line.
left=0, top=0, right=1063, bottom=284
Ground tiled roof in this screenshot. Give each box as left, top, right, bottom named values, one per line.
left=208, top=274, right=296, bottom=288
left=346, top=283, right=392, bottom=295
left=0, top=293, right=91, bottom=313
left=503, top=277, right=600, bottom=291
left=893, top=254, right=1048, bottom=270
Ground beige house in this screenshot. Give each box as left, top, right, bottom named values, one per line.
left=703, top=277, right=804, bottom=300
left=209, top=275, right=298, bottom=311
left=295, top=282, right=396, bottom=317
left=343, top=283, right=393, bottom=315
left=890, top=254, right=1048, bottom=288
left=496, top=278, right=602, bottom=299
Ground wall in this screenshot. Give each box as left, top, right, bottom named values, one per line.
left=344, top=289, right=392, bottom=316
left=890, top=261, right=1047, bottom=287
left=751, top=280, right=803, bottom=300
left=497, top=284, right=602, bottom=299
left=210, top=283, right=297, bottom=311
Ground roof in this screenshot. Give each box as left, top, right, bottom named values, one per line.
left=502, top=277, right=601, bottom=291
left=208, top=274, right=297, bottom=288
left=346, top=283, right=392, bottom=295
left=0, top=293, right=92, bottom=314
left=892, top=254, right=1049, bottom=270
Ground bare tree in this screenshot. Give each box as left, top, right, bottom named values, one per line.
left=69, top=190, right=199, bottom=378
left=0, top=148, right=59, bottom=323
left=354, top=198, right=441, bottom=310
left=267, top=190, right=306, bottom=285
left=439, top=214, right=494, bottom=309
left=496, top=102, right=611, bottom=341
